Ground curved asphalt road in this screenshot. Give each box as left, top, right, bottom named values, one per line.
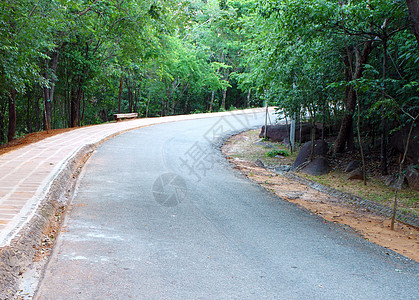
left=35, top=113, right=418, bottom=299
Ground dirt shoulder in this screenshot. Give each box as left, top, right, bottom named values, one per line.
left=222, top=129, right=419, bottom=262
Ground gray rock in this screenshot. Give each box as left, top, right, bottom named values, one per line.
left=292, top=140, right=329, bottom=170
left=348, top=168, right=364, bottom=180
left=406, top=164, right=419, bottom=190
left=301, top=157, right=331, bottom=176
left=259, top=123, right=319, bottom=143
left=345, top=160, right=359, bottom=173
left=390, top=126, right=419, bottom=164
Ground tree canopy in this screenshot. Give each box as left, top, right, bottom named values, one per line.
left=0, top=0, right=417, bottom=171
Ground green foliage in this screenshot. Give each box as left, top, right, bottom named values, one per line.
left=266, top=149, right=290, bottom=157
left=0, top=0, right=417, bottom=149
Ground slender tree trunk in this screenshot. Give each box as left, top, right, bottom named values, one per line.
left=222, top=89, right=227, bottom=110
left=146, top=89, right=151, bottom=118
left=209, top=91, right=215, bottom=112
left=381, top=39, right=389, bottom=175
left=43, top=88, right=52, bottom=131
left=184, top=90, right=190, bottom=114
left=246, top=88, right=251, bottom=108
left=322, top=99, right=326, bottom=140
left=391, top=113, right=419, bottom=230
left=26, top=90, right=32, bottom=133
left=70, top=81, right=82, bottom=127
left=81, top=91, right=86, bottom=125
left=406, top=0, right=419, bottom=45
left=70, top=88, right=78, bottom=127
left=34, top=87, right=41, bottom=131
left=355, top=90, right=367, bottom=185
left=133, top=87, right=139, bottom=114
left=171, top=100, right=175, bottom=115
left=42, top=50, right=59, bottom=131
left=0, top=98, right=7, bottom=144
left=170, top=79, right=181, bottom=115
left=221, top=66, right=230, bottom=110
left=7, top=88, right=16, bottom=142
left=118, top=76, right=123, bottom=113
left=334, top=41, right=372, bottom=153
left=125, top=78, right=133, bottom=113
left=160, top=96, right=165, bottom=117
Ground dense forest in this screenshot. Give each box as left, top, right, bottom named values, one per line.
left=1, top=0, right=418, bottom=168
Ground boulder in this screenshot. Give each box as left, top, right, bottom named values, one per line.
left=301, top=157, right=331, bottom=176
left=292, top=140, right=329, bottom=170
left=259, top=124, right=290, bottom=142
left=345, top=160, right=360, bottom=173
left=348, top=168, right=364, bottom=180
left=259, top=123, right=319, bottom=144
left=406, top=165, right=419, bottom=190
left=390, top=126, right=419, bottom=164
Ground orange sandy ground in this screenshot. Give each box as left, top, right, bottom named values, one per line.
left=222, top=134, right=419, bottom=262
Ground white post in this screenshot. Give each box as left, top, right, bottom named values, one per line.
left=264, top=101, right=268, bottom=139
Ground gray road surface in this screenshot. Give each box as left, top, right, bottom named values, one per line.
left=35, top=113, right=418, bottom=299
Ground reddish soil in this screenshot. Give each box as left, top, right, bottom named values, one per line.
left=0, top=128, right=76, bottom=156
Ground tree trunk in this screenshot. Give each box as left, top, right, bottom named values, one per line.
left=170, top=96, right=175, bottom=115
left=7, top=88, right=16, bottom=142
left=222, top=89, right=227, bottom=110
left=146, top=90, right=151, bottom=118
left=133, top=87, right=139, bottom=114
left=381, top=39, right=389, bottom=175
left=406, top=0, right=419, bottom=45
left=118, top=76, right=123, bottom=113
left=221, top=66, right=230, bottom=110
left=26, top=90, right=32, bottom=133
left=42, top=87, right=52, bottom=131
left=42, top=50, right=60, bottom=131
left=125, top=78, right=133, bottom=113
left=70, top=84, right=82, bottom=127
left=246, top=88, right=251, bottom=108
left=184, top=92, right=190, bottom=114
left=34, top=87, right=41, bottom=131
left=81, top=91, right=86, bottom=125
left=381, top=117, right=388, bottom=175
left=334, top=41, right=372, bottom=153
left=209, top=91, right=215, bottom=112
left=0, top=98, right=7, bottom=144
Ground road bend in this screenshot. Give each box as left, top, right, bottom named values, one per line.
left=35, top=113, right=418, bottom=299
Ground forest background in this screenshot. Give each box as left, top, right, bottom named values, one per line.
left=0, top=0, right=418, bottom=173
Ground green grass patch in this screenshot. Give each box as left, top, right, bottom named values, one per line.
left=266, top=149, right=290, bottom=158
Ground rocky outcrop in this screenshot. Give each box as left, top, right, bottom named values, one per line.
left=301, top=157, right=331, bottom=176
left=259, top=123, right=320, bottom=144
left=390, top=126, right=419, bottom=164
left=292, top=140, right=329, bottom=170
